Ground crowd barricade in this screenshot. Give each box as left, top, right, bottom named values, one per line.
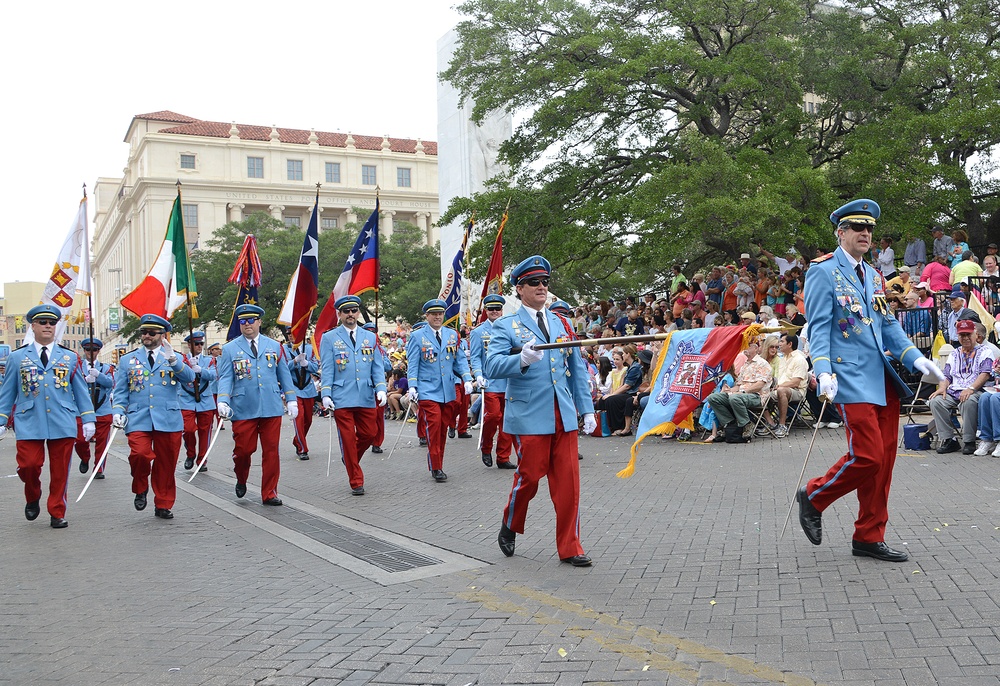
left=967, top=276, right=1000, bottom=318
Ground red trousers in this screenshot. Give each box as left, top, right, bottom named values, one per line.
left=16, top=437, right=74, bottom=518
left=503, top=406, right=584, bottom=559
left=334, top=407, right=378, bottom=488
left=806, top=378, right=901, bottom=543
left=231, top=416, right=282, bottom=502
left=75, top=415, right=113, bottom=472
left=480, top=392, right=513, bottom=461
left=126, top=431, right=182, bottom=510
left=374, top=396, right=386, bottom=447
left=291, top=397, right=316, bottom=454
left=182, top=410, right=215, bottom=460
left=452, top=384, right=469, bottom=432
left=415, top=402, right=426, bottom=439
left=419, top=399, right=456, bottom=471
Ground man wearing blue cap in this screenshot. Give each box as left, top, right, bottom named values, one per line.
left=798, top=199, right=945, bottom=562
left=0, top=305, right=95, bottom=528
left=470, top=294, right=514, bottom=468
left=217, top=304, right=298, bottom=505
left=179, top=331, right=217, bottom=471
left=406, top=299, right=473, bottom=482
left=363, top=321, right=392, bottom=454
left=75, top=336, right=115, bottom=478
left=283, top=329, right=320, bottom=460
left=485, top=256, right=597, bottom=567
left=407, top=321, right=428, bottom=447
left=944, top=287, right=975, bottom=346
left=320, top=297, right=388, bottom=494
left=113, top=314, right=196, bottom=519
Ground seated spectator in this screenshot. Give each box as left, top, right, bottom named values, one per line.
left=885, top=266, right=912, bottom=304
left=386, top=369, right=409, bottom=419
left=900, top=292, right=932, bottom=342
left=975, top=359, right=1000, bottom=456
left=914, top=282, right=935, bottom=308
left=758, top=305, right=779, bottom=329
left=707, top=339, right=774, bottom=443
left=593, top=356, right=614, bottom=399
left=615, top=308, right=646, bottom=336
left=786, top=304, right=806, bottom=328
left=703, top=301, right=720, bottom=328
left=929, top=319, right=992, bottom=454
left=767, top=333, right=808, bottom=438
left=596, top=345, right=643, bottom=436
left=976, top=323, right=1000, bottom=361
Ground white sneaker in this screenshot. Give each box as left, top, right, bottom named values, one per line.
left=974, top=441, right=996, bottom=456
left=813, top=421, right=824, bottom=429
left=826, top=422, right=842, bottom=429
left=992, top=443, right=1000, bottom=458
left=774, top=425, right=789, bottom=438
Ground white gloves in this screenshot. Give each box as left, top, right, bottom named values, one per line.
left=376, top=391, right=387, bottom=406
left=295, top=353, right=309, bottom=367
left=286, top=401, right=299, bottom=419
left=82, top=422, right=96, bottom=441
left=322, top=397, right=336, bottom=411
left=191, top=364, right=202, bottom=374
left=112, top=414, right=128, bottom=429
left=217, top=402, right=232, bottom=419
left=582, top=413, right=597, bottom=435
left=476, top=375, right=487, bottom=389
left=0, top=425, right=7, bottom=440
left=85, top=366, right=98, bottom=383
left=408, top=387, right=418, bottom=402
left=464, top=381, right=474, bottom=395
left=160, top=342, right=176, bottom=364
left=914, top=356, right=945, bottom=383
left=520, top=338, right=544, bottom=367
left=817, top=373, right=838, bottom=402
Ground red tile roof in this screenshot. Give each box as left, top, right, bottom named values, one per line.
left=134, top=111, right=437, bottom=155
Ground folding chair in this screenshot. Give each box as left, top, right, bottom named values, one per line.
left=746, top=397, right=778, bottom=442
left=788, top=393, right=815, bottom=431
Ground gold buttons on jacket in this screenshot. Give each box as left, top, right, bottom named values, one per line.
left=836, top=357, right=842, bottom=363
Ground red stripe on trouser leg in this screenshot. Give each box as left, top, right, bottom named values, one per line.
left=418, top=400, right=452, bottom=471
left=806, top=376, right=900, bottom=544
left=183, top=410, right=215, bottom=459
left=292, top=397, right=315, bottom=454
left=454, top=384, right=470, bottom=432
left=374, top=396, right=385, bottom=446
left=415, top=403, right=426, bottom=439
left=482, top=392, right=513, bottom=460
left=75, top=415, right=113, bottom=466
left=334, top=407, right=377, bottom=488
left=502, top=405, right=584, bottom=559
left=16, top=437, right=74, bottom=518
left=231, top=417, right=283, bottom=502
left=126, top=430, right=182, bottom=510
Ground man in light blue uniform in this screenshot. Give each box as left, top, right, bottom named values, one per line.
left=216, top=304, right=298, bottom=506
left=179, top=331, right=217, bottom=472
left=284, top=333, right=320, bottom=460
left=798, top=199, right=944, bottom=562
left=486, top=256, right=597, bottom=567
left=113, top=314, right=196, bottom=520
left=470, top=294, right=514, bottom=468
left=0, top=305, right=95, bottom=528
left=363, top=321, right=392, bottom=454
left=75, top=336, right=115, bottom=479
left=319, top=296, right=387, bottom=495
left=406, top=299, right=473, bottom=482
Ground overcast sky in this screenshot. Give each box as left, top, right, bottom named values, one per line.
left=0, top=0, right=465, bottom=298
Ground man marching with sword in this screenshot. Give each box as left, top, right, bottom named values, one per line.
left=284, top=331, right=320, bottom=460
left=75, top=336, right=115, bottom=479
left=179, top=331, right=217, bottom=472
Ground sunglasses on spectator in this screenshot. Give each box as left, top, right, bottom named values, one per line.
left=139, top=329, right=161, bottom=336
left=238, top=318, right=259, bottom=325
left=339, top=307, right=360, bottom=314
left=522, top=278, right=549, bottom=287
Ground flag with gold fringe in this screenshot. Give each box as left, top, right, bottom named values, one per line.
left=617, top=324, right=758, bottom=478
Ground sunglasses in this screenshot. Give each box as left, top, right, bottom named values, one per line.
left=139, top=329, right=161, bottom=336
left=238, top=318, right=259, bottom=325
left=191, top=342, right=204, bottom=346
left=845, top=223, right=874, bottom=233
left=485, top=306, right=503, bottom=311
left=34, top=319, right=58, bottom=326
left=522, top=278, right=550, bottom=287
left=339, top=307, right=360, bottom=314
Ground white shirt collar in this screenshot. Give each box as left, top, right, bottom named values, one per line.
left=34, top=341, right=51, bottom=358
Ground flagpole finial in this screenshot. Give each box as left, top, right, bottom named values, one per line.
left=82, top=182, right=87, bottom=199
left=315, top=181, right=321, bottom=192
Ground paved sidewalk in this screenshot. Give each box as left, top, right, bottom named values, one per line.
left=2, top=416, right=999, bottom=685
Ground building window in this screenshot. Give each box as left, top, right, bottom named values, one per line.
left=284, top=216, right=301, bottom=228
left=397, top=168, right=412, bottom=187
left=182, top=203, right=198, bottom=228
left=361, top=165, right=377, bottom=186
left=180, top=154, right=196, bottom=169
left=325, top=162, right=341, bottom=183
left=807, top=102, right=815, bottom=114
left=287, top=160, right=303, bottom=181
left=247, top=157, right=264, bottom=178
left=321, top=217, right=338, bottom=230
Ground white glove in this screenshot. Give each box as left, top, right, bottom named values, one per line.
left=217, top=402, right=232, bottom=419
left=191, top=364, right=203, bottom=374
left=914, top=356, right=945, bottom=383
left=85, top=371, right=98, bottom=383
left=520, top=338, right=544, bottom=367
left=286, top=401, right=299, bottom=419
left=582, top=413, right=597, bottom=435
left=0, top=425, right=7, bottom=440
left=295, top=353, right=309, bottom=367
left=160, top=342, right=176, bottom=363
left=82, top=422, right=96, bottom=441
left=322, top=397, right=336, bottom=411
left=817, top=373, right=838, bottom=402
left=464, top=381, right=474, bottom=395
left=408, top=387, right=418, bottom=402
left=476, top=375, right=487, bottom=389
left=376, top=391, right=387, bottom=406
left=112, top=414, right=128, bottom=429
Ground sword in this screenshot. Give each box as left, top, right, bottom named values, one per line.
left=779, top=396, right=830, bottom=540
left=188, top=416, right=226, bottom=482
left=76, top=425, right=119, bottom=503
left=384, top=401, right=413, bottom=460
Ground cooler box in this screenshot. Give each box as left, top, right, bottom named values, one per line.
left=903, top=424, right=931, bottom=450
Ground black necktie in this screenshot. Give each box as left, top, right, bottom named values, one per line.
left=250, top=340, right=258, bottom=358
left=350, top=330, right=356, bottom=347
left=436, top=330, right=442, bottom=346
left=855, top=263, right=865, bottom=283
left=536, top=311, right=550, bottom=343
left=148, top=351, right=155, bottom=368
left=40, top=346, right=48, bottom=367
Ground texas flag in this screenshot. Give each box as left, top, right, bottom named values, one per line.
left=278, top=190, right=320, bottom=346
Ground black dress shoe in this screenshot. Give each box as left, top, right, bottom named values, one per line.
left=184, top=457, right=195, bottom=470
left=431, top=469, right=448, bottom=482
left=351, top=486, right=365, bottom=496
left=198, top=465, right=207, bottom=473
left=79, top=459, right=89, bottom=474
left=235, top=482, right=247, bottom=499
left=852, top=540, right=909, bottom=562
left=797, top=486, right=822, bottom=545
left=154, top=508, right=174, bottom=519
left=481, top=452, right=493, bottom=467
left=297, top=452, right=310, bottom=460
left=561, top=554, right=592, bottom=567
left=50, top=516, right=68, bottom=529
left=458, top=432, right=473, bottom=439
left=937, top=437, right=961, bottom=454
left=498, top=523, right=516, bottom=557
left=962, top=442, right=977, bottom=455
left=24, top=500, right=40, bottom=521
left=262, top=497, right=283, bottom=506
left=419, top=438, right=428, bottom=447
left=497, top=461, right=516, bottom=469
left=134, top=490, right=148, bottom=511
left=448, top=428, right=456, bottom=439
left=371, top=446, right=383, bottom=454
left=95, top=472, right=105, bottom=480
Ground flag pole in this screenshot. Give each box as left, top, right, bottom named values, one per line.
left=374, top=187, right=381, bottom=330
left=474, top=198, right=510, bottom=324
left=82, top=182, right=100, bottom=412
left=178, top=180, right=203, bottom=405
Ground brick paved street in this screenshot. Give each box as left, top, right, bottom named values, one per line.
left=2, top=415, right=1000, bottom=685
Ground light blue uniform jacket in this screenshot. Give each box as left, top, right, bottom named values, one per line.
left=112, top=348, right=195, bottom=433
left=319, top=326, right=387, bottom=409
left=178, top=352, right=217, bottom=412
left=485, top=306, right=594, bottom=435
left=406, top=327, right=472, bottom=404
left=804, top=247, right=922, bottom=405
left=284, top=344, right=320, bottom=399
left=0, top=345, right=95, bottom=439
left=469, top=320, right=507, bottom=394
left=85, top=361, right=115, bottom=417
left=217, top=336, right=296, bottom=420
